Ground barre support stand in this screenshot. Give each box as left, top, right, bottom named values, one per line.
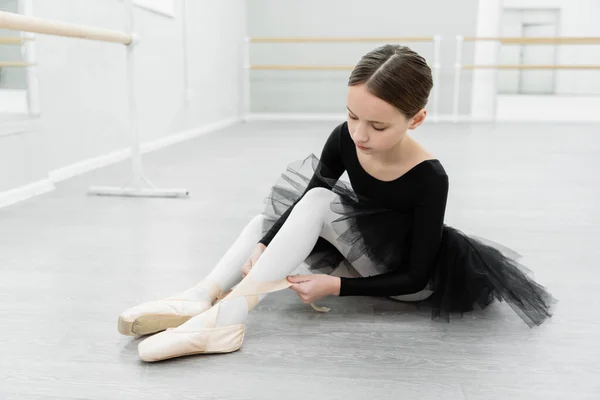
left=88, top=0, right=189, bottom=198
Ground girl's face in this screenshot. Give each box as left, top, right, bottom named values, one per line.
left=346, top=83, right=426, bottom=155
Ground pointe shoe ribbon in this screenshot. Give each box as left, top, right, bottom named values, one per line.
left=216, top=278, right=331, bottom=313
left=138, top=276, right=330, bottom=362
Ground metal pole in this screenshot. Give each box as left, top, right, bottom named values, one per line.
left=242, top=36, right=251, bottom=121
left=181, top=0, right=191, bottom=107
left=125, top=0, right=143, bottom=188
left=88, top=0, right=188, bottom=197
left=432, top=35, right=441, bottom=122
left=452, top=35, right=464, bottom=123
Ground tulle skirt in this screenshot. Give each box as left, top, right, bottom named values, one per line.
left=261, top=154, right=557, bottom=327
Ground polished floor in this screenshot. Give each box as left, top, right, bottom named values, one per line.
left=1, top=120, right=599, bottom=399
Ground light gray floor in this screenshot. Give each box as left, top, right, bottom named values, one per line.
left=1, top=120, right=599, bottom=399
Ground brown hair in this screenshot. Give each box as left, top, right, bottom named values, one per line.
left=348, top=44, right=433, bottom=118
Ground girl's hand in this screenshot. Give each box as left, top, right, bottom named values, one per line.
left=242, top=243, right=266, bottom=278
left=286, top=274, right=341, bottom=304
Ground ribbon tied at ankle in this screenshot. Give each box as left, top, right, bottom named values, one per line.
left=215, top=277, right=331, bottom=313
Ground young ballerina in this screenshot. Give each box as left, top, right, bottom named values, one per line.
left=118, top=44, right=556, bottom=362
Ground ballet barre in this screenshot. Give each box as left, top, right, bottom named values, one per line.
left=0, top=36, right=34, bottom=45
left=0, top=61, right=35, bottom=67
left=243, top=35, right=442, bottom=122
left=0, top=4, right=189, bottom=199
left=0, top=37, right=36, bottom=75
left=462, top=65, right=600, bottom=70
left=452, top=36, right=600, bottom=122
left=250, top=36, right=436, bottom=43
left=251, top=65, right=355, bottom=71
left=464, top=36, right=600, bottom=45
left=0, top=11, right=132, bottom=44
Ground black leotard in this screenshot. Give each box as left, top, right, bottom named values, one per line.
left=260, top=122, right=449, bottom=297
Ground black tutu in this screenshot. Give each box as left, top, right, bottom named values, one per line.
left=261, top=154, right=557, bottom=328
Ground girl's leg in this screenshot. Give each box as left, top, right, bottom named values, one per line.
left=171, top=187, right=341, bottom=329
left=168, top=187, right=432, bottom=331
left=137, top=187, right=435, bottom=361
left=177, top=214, right=266, bottom=302
left=118, top=214, right=270, bottom=336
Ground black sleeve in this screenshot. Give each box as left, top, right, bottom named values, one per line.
left=339, top=173, right=449, bottom=296
left=259, top=123, right=346, bottom=247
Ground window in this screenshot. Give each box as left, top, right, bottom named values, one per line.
left=0, top=0, right=28, bottom=114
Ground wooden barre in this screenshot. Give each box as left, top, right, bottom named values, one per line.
left=0, top=37, right=35, bottom=45
left=462, top=64, right=600, bottom=70
left=0, top=61, right=36, bottom=67
left=0, top=11, right=132, bottom=45
left=250, top=37, right=435, bottom=43
left=251, top=63, right=435, bottom=71
left=464, top=36, right=600, bottom=45
left=251, top=65, right=355, bottom=71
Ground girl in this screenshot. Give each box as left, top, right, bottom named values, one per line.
left=118, top=44, right=556, bottom=362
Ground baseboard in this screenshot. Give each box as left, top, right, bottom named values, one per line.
left=435, top=114, right=495, bottom=123
left=141, top=116, right=241, bottom=153
left=0, top=117, right=240, bottom=209
left=245, top=113, right=346, bottom=122
left=49, top=116, right=241, bottom=183
left=0, top=178, right=54, bottom=209
left=0, top=115, right=40, bottom=137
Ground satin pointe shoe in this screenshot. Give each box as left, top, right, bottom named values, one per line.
left=137, top=276, right=298, bottom=362
left=117, top=279, right=225, bottom=337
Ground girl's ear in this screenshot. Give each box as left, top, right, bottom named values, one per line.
left=408, top=109, right=427, bottom=130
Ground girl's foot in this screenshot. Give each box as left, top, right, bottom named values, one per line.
left=137, top=277, right=292, bottom=362
left=117, top=279, right=225, bottom=337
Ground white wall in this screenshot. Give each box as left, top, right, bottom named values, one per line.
left=246, top=0, right=479, bottom=117
left=0, top=0, right=246, bottom=204
left=471, top=0, right=600, bottom=121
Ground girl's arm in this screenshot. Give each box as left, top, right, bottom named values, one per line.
left=338, top=174, right=449, bottom=297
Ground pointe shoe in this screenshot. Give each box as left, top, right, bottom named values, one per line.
left=118, top=280, right=225, bottom=337
left=137, top=277, right=294, bottom=362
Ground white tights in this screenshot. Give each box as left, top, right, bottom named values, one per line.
left=180, top=188, right=433, bottom=330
